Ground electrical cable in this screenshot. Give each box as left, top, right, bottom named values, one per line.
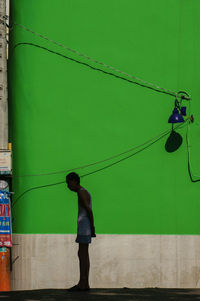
left=186, top=122, right=200, bottom=182
left=12, top=180, right=65, bottom=208
left=11, top=42, right=185, bottom=110
left=4, top=18, right=192, bottom=100
left=4, top=21, right=192, bottom=182
left=2, top=18, right=196, bottom=205
left=81, top=128, right=171, bottom=178
left=81, top=119, right=190, bottom=178
left=11, top=121, right=188, bottom=208
left=9, top=120, right=190, bottom=180
left=11, top=125, right=174, bottom=178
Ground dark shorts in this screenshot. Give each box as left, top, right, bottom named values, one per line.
left=75, top=235, right=91, bottom=244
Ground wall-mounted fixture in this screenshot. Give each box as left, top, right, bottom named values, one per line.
left=168, top=91, right=190, bottom=124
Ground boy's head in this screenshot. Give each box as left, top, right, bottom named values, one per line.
left=66, top=172, right=80, bottom=191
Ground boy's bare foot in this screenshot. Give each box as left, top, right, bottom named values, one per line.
left=77, top=280, right=90, bottom=290
left=68, top=284, right=90, bottom=292
left=78, top=285, right=90, bottom=290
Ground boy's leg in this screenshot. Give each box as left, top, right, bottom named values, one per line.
left=78, top=243, right=90, bottom=289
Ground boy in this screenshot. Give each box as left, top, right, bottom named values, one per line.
left=66, top=172, right=96, bottom=291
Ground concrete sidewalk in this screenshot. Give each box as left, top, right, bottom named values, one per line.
left=1, top=288, right=200, bottom=300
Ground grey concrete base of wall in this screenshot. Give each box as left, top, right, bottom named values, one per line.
left=11, top=234, right=200, bottom=290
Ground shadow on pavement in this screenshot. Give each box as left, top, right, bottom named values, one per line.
left=1, top=288, right=200, bottom=300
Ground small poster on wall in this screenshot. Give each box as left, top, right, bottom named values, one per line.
left=0, top=151, right=12, bottom=175
left=0, top=191, right=12, bottom=247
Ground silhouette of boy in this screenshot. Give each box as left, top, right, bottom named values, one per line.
left=66, top=172, right=96, bottom=291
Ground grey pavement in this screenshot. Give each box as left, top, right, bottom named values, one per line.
left=1, top=288, right=200, bottom=301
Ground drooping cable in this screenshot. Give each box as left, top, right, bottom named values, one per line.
left=11, top=125, right=173, bottom=178
left=12, top=121, right=188, bottom=208
left=81, top=129, right=171, bottom=178
left=12, top=181, right=65, bottom=208
left=4, top=20, right=192, bottom=182
left=5, top=19, right=192, bottom=100
left=186, top=122, right=200, bottom=182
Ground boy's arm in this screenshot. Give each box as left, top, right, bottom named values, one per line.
left=78, top=190, right=96, bottom=237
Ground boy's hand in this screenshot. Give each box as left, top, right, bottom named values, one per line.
left=91, top=226, right=96, bottom=237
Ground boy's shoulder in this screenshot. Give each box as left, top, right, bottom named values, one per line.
left=78, top=187, right=91, bottom=198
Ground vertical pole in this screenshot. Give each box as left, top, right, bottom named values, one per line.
left=0, top=0, right=7, bottom=150
left=0, top=0, right=10, bottom=292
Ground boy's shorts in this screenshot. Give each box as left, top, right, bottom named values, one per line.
left=75, top=234, right=91, bottom=244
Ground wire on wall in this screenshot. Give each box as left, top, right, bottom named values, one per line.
left=186, top=122, right=200, bottom=183
left=11, top=126, right=176, bottom=178
left=3, top=18, right=194, bottom=183
left=3, top=18, right=191, bottom=100
left=12, top=121, right=189, bottom=208
left=1, top=17, right=196, bottom=209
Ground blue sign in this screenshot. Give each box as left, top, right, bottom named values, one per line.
left=0, top=190, right=12, bottom=247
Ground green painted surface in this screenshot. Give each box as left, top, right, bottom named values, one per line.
left=9, top=0, right=200, bottom=234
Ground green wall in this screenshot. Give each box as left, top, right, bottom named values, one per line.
left=9, top=0, right=200, bottom=234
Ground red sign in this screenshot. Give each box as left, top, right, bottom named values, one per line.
left=0, top=191, right=12, bottom=247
